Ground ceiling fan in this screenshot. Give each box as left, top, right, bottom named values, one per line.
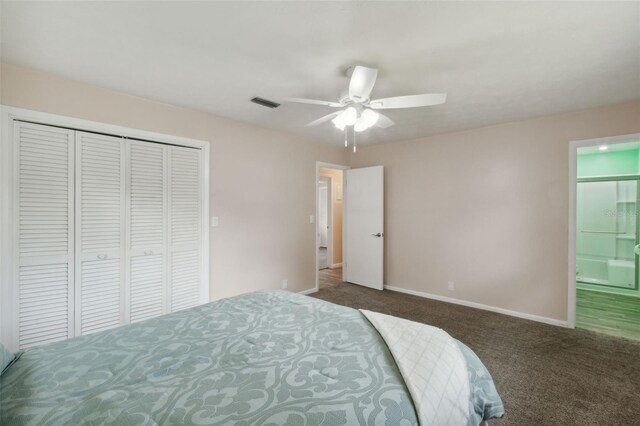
left=285, top=65, right=446, bottom=151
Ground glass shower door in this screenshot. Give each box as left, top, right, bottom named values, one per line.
left=576, top=179, right=639, bottom=289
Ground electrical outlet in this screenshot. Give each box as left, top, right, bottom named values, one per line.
left=447, top=281, right=455, bottom=291
left=282, top=279, right=288, bottom=289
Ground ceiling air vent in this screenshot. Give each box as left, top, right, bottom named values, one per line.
left=251, top=97, right=280, bottom=109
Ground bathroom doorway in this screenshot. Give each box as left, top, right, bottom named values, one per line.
left=572, top=137, right=640, bottom=340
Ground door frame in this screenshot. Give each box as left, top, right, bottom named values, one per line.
left=315, top=161, right=349, bottom=293
left=568, top=132, right=640, bottom=329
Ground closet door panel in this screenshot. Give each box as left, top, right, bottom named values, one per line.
left=130, top=254, right=164, bottom=322
left=76, top=132, right=125, bottom=335
left=18, top=264, right=71, bottom=349
left=79, top=258, right=121, bottom=334
left=169, top=147, right=203, bottom=312
left=171, top=249, right=201, bottom=311
left=128, top=141, right=166, bottom=323
left=16, top=122, right=74, bottom=349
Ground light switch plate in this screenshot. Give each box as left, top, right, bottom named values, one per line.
left=309, top=215, right=315, bottom=224
left=211, top=216, right=219, bottom=227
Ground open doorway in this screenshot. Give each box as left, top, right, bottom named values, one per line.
left=318, top=176, right=331, bottom=270
left=569, top=134, right=640, bottom=341
left=316, top=162, right=348, bottom=291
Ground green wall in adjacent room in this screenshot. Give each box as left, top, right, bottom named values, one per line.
left=577, top=149, right=640, bottom=178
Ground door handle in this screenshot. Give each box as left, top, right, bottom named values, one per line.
left=372, top=233, right=383, bottom=237
left=635, top=244, right=640, bottom=256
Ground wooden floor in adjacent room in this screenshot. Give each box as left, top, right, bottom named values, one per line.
left=318, top=267, right=342, bottom=290
left=576, top=288, right=640, bottom=341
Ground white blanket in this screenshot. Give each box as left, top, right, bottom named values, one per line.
left=361, top=310, right=471, bottom=425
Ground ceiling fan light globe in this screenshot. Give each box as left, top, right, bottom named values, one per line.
left=361, top=109, right=379, bottom=127
left=332, top=116, right=346, bottom=130
left=341, top=107, right=358, bottom=126
left=354, top=118, right=368, bottom=132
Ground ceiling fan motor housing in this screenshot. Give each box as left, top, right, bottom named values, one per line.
left=345, top=65, right=356, bottom=78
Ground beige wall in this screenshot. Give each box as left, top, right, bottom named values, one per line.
left=4, top=63, right=639, bottom=324
left=350, top=101, right=640, bottom=322
left=319, top=167, right=343, bottom=265
left=1, top=63, right=349, bottom=298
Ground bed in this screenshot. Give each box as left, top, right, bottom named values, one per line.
left=0, top=290, right=504, bottom=425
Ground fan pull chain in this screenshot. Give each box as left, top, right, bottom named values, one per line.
left=344, top=128, right=348, bottom=147
left=353, top=126, right=357, bottom=153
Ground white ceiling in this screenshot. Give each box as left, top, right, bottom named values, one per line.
left=2, top=1, right=639, bottom=147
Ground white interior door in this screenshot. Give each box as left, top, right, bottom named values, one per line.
left=344, top=166, right=384, bottom=290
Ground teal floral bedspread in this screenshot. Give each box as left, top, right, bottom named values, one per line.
left=1, top=290, right=503, bottom=425
left=0, top=291, right=419, bottom=425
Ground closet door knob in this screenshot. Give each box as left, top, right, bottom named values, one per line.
left=97, top=254, right=108, bottom=260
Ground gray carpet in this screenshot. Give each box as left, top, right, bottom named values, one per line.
left=312, top=282, right=640, bottom=425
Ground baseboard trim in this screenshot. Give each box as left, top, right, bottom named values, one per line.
left=331, top=263, right=342, bottom=268
left=383, top=285, right=569, bottom=328
left=299, top=288, right=318, bottom=295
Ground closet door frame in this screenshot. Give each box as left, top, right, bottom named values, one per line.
left=0, top=106, right=210, bottom=352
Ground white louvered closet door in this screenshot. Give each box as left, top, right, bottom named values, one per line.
left=169, top=146, right=204, bottom=312
left=6, top=120, right=207, bottom=350
left=15, top=122, right=75, bottom=349
left=75, top=132, right=125, bottom=335
left=128, top=141, right=167, bottom=323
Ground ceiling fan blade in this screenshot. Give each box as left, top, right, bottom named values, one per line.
left=369, top=93, right=446, bottom=109
left=349, top=66, right=378, bottom=102
left=306, top=111, right=342, bottom=126
left=284, top=97, right=342, bottom=107
left=376, top=113, right=394, bottom=128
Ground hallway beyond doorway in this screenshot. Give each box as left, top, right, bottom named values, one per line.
left=315, top=162, right=348, bottom=292
left=318, top=247, right=328, bottom=270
